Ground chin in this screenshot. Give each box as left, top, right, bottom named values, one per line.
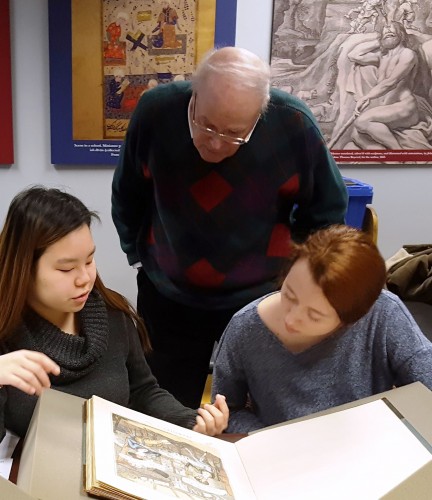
left=195, top=143, right=236, bottom=163
left=198, top=150, right=229, bottom=163
left=71, top=302, right=87, bottom=312
left=382, top=37, right=399, bottom=50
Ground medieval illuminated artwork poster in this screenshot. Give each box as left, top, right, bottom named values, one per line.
left=270, top=0, right=432, bottom=163
left=102, top=0, right=198, bottom=139
left=48, top=0, right=237, bottom=164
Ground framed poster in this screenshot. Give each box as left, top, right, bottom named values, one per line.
left=49, top=0, right=237, bottom=165
left=0, top=0, right=14, bottom=164
left=270, top=0, right=432, bottom=163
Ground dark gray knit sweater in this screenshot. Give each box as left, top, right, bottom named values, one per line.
left=0, top=291, right=197, bottom=440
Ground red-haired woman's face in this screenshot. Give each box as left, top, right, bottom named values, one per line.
left=279, top=258, right=342, bottom=341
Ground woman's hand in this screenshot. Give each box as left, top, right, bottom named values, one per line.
left=0, top=350, right=60, bottom=396
left=193, top=394, right=229, bottom=436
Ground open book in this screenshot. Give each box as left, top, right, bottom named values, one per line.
left=85, top=396, right=432, bottom=500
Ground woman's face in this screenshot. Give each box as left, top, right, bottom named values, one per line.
left=279, top=258, right=342, bottom=342
left=27, top=224, right=97, bottom=327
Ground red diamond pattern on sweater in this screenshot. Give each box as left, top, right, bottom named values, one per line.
left=142, top=162, right=152, bottom=179
left=279, top=173, right=300, bottom=196
left=185, top=258, right=226, bottom=288
left=147, top=226, right=155, bottom=245
left=190, top=172, right=233, bottom=212
left=267, top=224, right=292, bottom=257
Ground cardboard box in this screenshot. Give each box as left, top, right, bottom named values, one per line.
left=16, top=390, right=87, bottom=500
left=0, top=475, right=34, bottom=500
left=9, top=383, right=432, bottom=499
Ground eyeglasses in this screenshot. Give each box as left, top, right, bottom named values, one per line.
left=189, top=93, right=260, bottom=146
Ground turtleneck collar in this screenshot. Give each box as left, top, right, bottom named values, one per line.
left=16, top=290, right=109, bottom=385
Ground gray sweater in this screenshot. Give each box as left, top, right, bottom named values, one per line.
left=212, top=290, right=432, bottom=433
left=0, top=291, right=197, bottom=440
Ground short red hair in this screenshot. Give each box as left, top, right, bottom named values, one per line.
left=282, top=225, right=386, bottom=324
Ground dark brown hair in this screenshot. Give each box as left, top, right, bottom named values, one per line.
left=0, top=186, right=150, bottom=350
left=281, top=225, right=387, bottom=324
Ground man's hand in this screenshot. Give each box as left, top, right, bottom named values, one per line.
left=0, top=350, right=60, bottom=396
left=193, top=394, right=229, bottom=436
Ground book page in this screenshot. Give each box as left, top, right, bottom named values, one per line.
left=0, top=430, right=19, bottom=479
left=88, top=396, right=255, bottom=499
left=235, top=399, right=432, bottom=499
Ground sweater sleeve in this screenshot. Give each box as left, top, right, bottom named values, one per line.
left=111, top=92, right=155, bottom=266
left=381, top=295, right=432, bottom=389
left=288, top=103, right=348, bottom=241
left=124, top=315, right=197, bottom=429
left=211, top=316, right=266, bottom=433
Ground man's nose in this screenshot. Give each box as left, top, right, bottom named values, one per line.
left=208, top=135, right=225, bottom=150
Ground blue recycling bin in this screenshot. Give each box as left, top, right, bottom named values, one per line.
left=343, top=177, right=373, bottom=229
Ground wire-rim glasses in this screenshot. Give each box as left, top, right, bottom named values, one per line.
left=190, top=93, right=260, bottom=146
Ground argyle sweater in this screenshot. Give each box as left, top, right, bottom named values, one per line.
left=211, top=290, right=432, bottom=433
left=0, top=291, right=197, bottom=440
left=112, top=81, right=347, bottom=309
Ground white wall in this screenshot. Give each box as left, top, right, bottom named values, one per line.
left=2, top=0, right=138, bottom=302
left=2, top=0, right=431, bottom=309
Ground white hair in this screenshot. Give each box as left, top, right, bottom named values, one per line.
left=192, top=47, right=271, bottom=112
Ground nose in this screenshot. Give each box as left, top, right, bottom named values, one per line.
left=207, top=134, right=225, bottom=151
left=284, top=304, right=302, bottom=328
left=75, top=267, right=91, bottom=286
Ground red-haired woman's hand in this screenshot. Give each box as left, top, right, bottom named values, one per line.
left=193, top=394, right=229, bottom=436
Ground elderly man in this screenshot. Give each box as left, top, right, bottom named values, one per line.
left=112, top=47, right=347, bottom=408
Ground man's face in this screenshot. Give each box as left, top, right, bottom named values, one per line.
left=190, top=82, right=262, bottom=163
left=381, top=24, right=401, bottom=50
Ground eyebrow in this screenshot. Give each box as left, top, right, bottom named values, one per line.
left=56, top=247, right=96, bottom=264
